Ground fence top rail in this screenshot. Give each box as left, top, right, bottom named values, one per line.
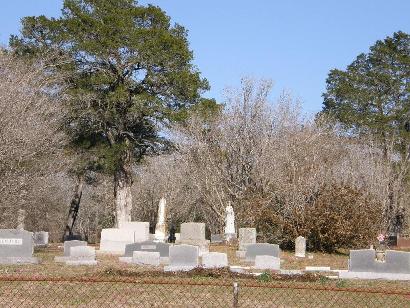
left=1, top=275, right=410, bottom=296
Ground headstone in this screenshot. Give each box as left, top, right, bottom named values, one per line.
left=17, top=209, right=26, bottom=230
left=99, top=228, right=136, bottom=253
left=202, top=252, right=228, bottom=268
left=168, top=225, right=176, bottom=243
left=120, top=222, right=150, bottom=242
left=65, top=246, right=97, bottom=266
left=245, top=243, right=280, bottom=262
left=224, top=205, right=236, bottom=241
left=180, top=223, right=205, bottom=241
left=155, top=198, right=167, bottom=242
left=132, top=251, right=160, bottom=266
left=238, top=228, right=256, bottom=251
left=295, top=236, right=306, bottom=258
left=349, top=249, right=376, bottom=272
left=253, top=255, right=280, bottom=270
left=33, top=231, right=49, bottom=248
left=164, top=244, right=199, bottom=271
left=178, top=223, right=209, bottom=256
left=211, top=234, right=225, bottom=244
left=0, top=229, right=38, bottom=264
left=64, top=240, right=87, bottom=257
left=124, top=241, right=170, bottom=257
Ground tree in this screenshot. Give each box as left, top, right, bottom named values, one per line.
left=322, top=31, right=410, bottom=234
left=322, top=31, right=410, bottom=157
left=11, top=0, right=210, bottom=227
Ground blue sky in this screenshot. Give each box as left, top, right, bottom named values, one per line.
left=1, top=1, right=409, bottom=114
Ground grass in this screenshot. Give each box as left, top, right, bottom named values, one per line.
left=0, top=244, right=410, bottom=307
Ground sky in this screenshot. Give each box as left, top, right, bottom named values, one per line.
left=1, top=1, right=409, bottom=114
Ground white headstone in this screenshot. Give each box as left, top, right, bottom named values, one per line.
left=132, top=251, right=160, bottom=266
left=224, top=205, right=236, bottom=241
left=17, top=209, right=26, bottom=230
left=295, top=236, right=306, bottom=258
left=202, top=252, right=228, bottom=269
left=155, top=198, right=167, bottom=242
left=238, top=228, right=256, bottom=251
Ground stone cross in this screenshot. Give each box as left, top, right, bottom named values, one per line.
left=295, top=236, right=306, bottom=258
left=155, top=197, right=167, bottom=242
left=224, top=204, right=236, bottom=241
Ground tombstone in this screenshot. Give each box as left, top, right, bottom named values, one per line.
left=132, top=251, right=160, bottom=266
left=124, top=241, right=170, bottom=257
left=168, top=225, right=176, bottom=243
left=238, top=228, right=256, bottom=251
left=17, top=209, right=26, bottom=230
left=164, top=245, right=199, bottom=271
left=224, top=205, right=236, bottom=242
left=253, top=255, right=280, bottom=270
left=202, top=252, right=228, bottom=269
left=0, top=229, right=38, bottom=264
left=180, top=223, right=206, bottom=241
left=211, top=234, right=225, bottom=244
left=99, top=228, right=136, bottom=253
left=348, top=249, right=376, bottom=272
left=245, top=243, right=280, bottom=262
left=65, top=246, right=97, bottom=266
left=54, top=240, right=87, bottom=262
left=33, top=231, right=49, bottom=248
left=155, top=198, right=167, bottom=242
left=178, top=223, right=209, bottom=256
left=383, top=250, right=410, bottom=274
left=295, top=236, right=306, bottom=258
left=120, top=222, right=150, bottom=242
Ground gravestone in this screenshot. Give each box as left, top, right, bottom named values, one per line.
left=99, top=228, right=136, bottom=253
left=33, top=231, right=49, bottom=248
left=155, top=198, right=167, bottom=242
left=238, top=228, right=256, bottom=251
left=124, top=241, right=170, bottom=257
left=120, top=222, right=150, bottom=242
left=177, top=223, right=209, bottom=256
left=224, top=205, right=236, bottom=242
left=211, top=234, right=225, bottom=244
left=132, top=251, right=160, bottom=266
left=295, top=236, right=306, bottom=258
left=245, top=243, right=280, bottom=262
left=253, top=255, right=280, bottom=270
left=65, top=246, right=97, bottom=266
left=168, top=225, right=176, bottom=243
left=17, top=209, right=26, bottom=230
left=348, top=249, right=376, bottom=272
left=0, top=229, right=38, bottom=264
left=202, top=252, right=228, bottom=269
left=164, top=245, right=199, bottom=271
left=54, top=240, right=87, bottom=262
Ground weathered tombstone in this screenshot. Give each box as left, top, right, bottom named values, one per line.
left=17, top=209, right=26, bottom=230
left=65, top=246, right=97, bottom=266
left=238, top=228, right=256, bottom=251
left=155, top=198, right=167, bottom=242
left=202, top=252, right=228, bottom=269
left=295, top=236, right=306, bottom=258
left=378, top=250, right=410, bottom=274
left=132, top=251, right=160, bottom=266
left=33, top=231, right=49, bottom=248
left=253, top=255, right=280, bottom=270
left=99, top=228, right=135, bottom=253
left=124, top=241, right=170, bottom=257
left=178, top=223, right=209, bottom=256
left=224, top=205, right=236, bottom=242
left=245, top=243, right=280, bottom=262
left=211, top=234, right=225, bottom=244
left=0, top=229, right=38, bottom=264
left=164, top=245, right=199, bottom=271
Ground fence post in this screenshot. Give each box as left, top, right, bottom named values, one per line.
left=233, top=282, right=239, bottom=308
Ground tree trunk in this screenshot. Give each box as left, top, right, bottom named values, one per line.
left=64, top=175, right=83, bottom=240
left=114, top=148, right=133, bottom=228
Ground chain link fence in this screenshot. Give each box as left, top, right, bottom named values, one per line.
left=1, top=274, right=410, bottom=307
